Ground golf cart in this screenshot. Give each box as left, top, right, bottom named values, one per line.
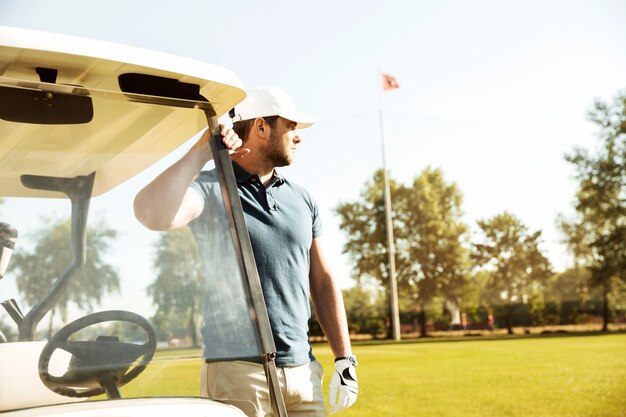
left=0, top=26, right=288, bottom=416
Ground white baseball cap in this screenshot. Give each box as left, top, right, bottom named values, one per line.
left=232, top=86, right=317, bottom=128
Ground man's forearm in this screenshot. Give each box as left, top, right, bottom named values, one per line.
left=312, top=278, right=352, bottom=358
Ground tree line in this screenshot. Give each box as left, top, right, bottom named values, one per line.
left=333, top=90, right=626, bottom=338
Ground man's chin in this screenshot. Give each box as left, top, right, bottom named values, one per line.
left=273, top=156, right=294, bottom=168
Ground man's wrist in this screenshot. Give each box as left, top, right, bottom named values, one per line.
left=335, top=355, right=358, bottom=367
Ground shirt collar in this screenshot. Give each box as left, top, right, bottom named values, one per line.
left=271, top=171, right=286, bottom=186
left=232, top=162, right=285, bottom=186
left=232, top=161, right=255, bottom=184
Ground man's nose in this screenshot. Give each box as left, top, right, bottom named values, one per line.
left=293, top=132, right=302, bottom=144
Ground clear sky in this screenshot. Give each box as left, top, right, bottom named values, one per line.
left=1, top=1, right=625, bottom=314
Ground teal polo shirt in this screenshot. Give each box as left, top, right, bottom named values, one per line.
left=190, top=162, right=322, bottom=366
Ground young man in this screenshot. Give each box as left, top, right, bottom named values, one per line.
left=134, top=86, right=357, bottom=417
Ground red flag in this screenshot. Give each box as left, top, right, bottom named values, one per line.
left=382, top=73, right=400, bottom=91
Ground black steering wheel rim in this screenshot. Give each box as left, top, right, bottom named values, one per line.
left=38, top=310, right=157, bottom=398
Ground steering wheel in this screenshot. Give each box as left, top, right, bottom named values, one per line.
left=38, top=310, right=157, bottom=398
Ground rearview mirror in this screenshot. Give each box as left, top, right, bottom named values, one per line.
left=0, top=86, right=93, bottom=124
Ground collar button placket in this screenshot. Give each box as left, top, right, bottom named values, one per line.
left=266, top=189, right=277, bottom=211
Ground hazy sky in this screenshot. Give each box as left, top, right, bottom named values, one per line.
left=1, top=1, right=625, bottom=308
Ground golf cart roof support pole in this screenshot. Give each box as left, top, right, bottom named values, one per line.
left=205, top=111, right=288, bottom=417
left=16, top=173, right=94, bottom=341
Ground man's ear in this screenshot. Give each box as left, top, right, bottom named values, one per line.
left=253, top=118, right=268, bottom=138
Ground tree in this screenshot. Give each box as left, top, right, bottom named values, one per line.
left=548, top=268, right=592, bottom=304
left=341, top=278, right=388, bottom=338
left=336, top=169, right=406, bottom=338
left=336, top=168, right=470, bottom=337
left=559, top=91, right=626, bottom=331
left=401, top=167, right=470, bottom=336
left=472, top=212, right=553, bottom=334
left=147, top=227, right=204, bottom=347
left=11, top=217, right=119, bottom=336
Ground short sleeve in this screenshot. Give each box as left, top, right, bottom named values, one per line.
left=310, top=194, right=323, bottom=239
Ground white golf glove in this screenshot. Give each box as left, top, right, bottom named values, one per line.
left=328, top=356, right=358, bottom=414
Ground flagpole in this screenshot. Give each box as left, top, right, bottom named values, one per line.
left=378, top=69, right=401, bottom=341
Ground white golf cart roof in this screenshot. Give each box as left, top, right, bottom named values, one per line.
left=0, top=25, right=246, bottom=198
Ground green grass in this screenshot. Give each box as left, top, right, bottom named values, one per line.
left=120, top=333, right=626, bottom=417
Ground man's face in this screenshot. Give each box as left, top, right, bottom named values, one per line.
left=266, top=117, right=301, bottom=167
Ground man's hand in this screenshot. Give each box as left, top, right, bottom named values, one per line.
left=328, top=357, right=358, bottom=414
left=219, top=124, right=250, bottom=160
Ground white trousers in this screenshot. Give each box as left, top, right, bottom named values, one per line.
left=200, top=360, right=326, bottom=417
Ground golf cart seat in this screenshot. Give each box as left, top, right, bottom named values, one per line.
left=0, top=341, right=86, bottom=412
left=0, top=341, right=246, bottom=417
